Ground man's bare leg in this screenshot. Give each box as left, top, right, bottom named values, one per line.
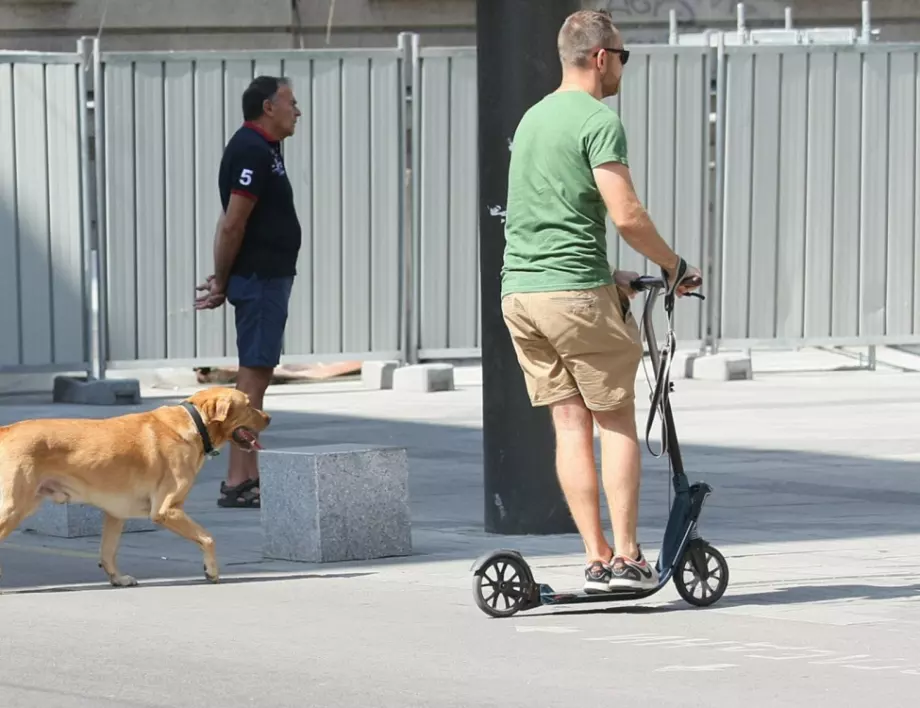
left=549, top=395, right=612, bottom=563
left=225, top=365, right=272, bottom=487
left=594, top=401, right=641, bottom=560
left=595, top=400, right=657, bottom=588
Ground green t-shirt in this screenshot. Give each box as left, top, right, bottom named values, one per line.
left=501, top=90, right=629, bottom=297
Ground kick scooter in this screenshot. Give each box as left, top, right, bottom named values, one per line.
left=471, top=264, right=729, bottom=618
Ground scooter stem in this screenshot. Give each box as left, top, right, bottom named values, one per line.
left=640, top=284, right=686, bottom=483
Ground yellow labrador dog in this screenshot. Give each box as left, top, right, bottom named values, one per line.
left=0, top=386, right=270, bottom=587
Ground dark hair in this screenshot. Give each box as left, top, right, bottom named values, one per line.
left=242, top=76, right=288, bottom=121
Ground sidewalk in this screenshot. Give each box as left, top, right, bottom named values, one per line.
left=2, top=350, right=920, bottom=707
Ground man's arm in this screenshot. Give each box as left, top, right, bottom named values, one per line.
left=213, top=196, right=255, bottom=291
left=212, top=146, right=271, bottom=291
left=582, top=108, right=681, bottom=276
left=592, top=162, right=680, bottom=274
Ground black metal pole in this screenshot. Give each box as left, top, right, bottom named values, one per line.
left=478, top=0, right=582, bottom=535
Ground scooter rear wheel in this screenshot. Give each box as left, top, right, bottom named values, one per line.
left=472, top=553, right=534, bottom=618
left=673, top=541, right=729, bottom=607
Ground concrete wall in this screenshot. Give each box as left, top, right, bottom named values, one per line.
left=0, top=0, right=475, bottom=52
left=2, top=0, right=919, bottom=53
left=590, top=0, right=920, bottom=43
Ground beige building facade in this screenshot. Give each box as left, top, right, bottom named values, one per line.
left=2, top=0, right=919, bottom=53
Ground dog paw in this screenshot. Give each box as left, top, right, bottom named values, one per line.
left=109, top=574, right=138, bottom=588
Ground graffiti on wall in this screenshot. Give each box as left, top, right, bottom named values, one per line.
left=599, top=0, right=783, bottom=22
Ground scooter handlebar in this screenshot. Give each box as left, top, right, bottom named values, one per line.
left=629, top=273, right=704, bottom=298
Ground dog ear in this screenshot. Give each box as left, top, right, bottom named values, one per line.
left=212, top=396, right=233, bottom=422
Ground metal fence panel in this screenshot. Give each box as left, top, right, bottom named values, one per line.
left=831, top=51, right=862, bottom=339
left=99, top=49, right=405, bottom=368
left=368, top=53, right=404, bottom=356
left=415, top=47, right=480, bottom=359
left=164, top=61, right=196, bottom=359
left=720, top=50, right=754, bottom=342
left=887, top=51, right=918, bottom=337
left=11, top=39, right=920, bottom=377
left=101, top=60, right=137, bottom=364
left=860, top=50, right=889, bottom=339
left=717, top=44, right=920, bottom=348
left=803, top=51, right=835, bottom=338
left=0, top=62, right=18, bottom=368
left=194, top=59, right=229, bottom=359
left=0, top=53, right=88, bottom=373
left=312, top=57, right=344, bottom=355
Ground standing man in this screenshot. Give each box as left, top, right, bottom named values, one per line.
left=500, top=10, right=701, bottom=592
left=194, top=75, right=302, bottom=508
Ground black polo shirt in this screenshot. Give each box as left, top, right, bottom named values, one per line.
left=218, top=121, right=301, bottom=279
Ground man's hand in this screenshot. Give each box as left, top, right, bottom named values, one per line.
left=613, top=269, right=641, bottom=299
left=669, top=262, right=703, bottom=298
left=194, top=275, right=226, bottom=310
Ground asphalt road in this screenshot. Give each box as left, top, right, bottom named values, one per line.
left=2, top=351, right=920, bottom=707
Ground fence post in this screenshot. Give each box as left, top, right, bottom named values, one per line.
left=397, top=31, right=421, bottom=365
left=91, top=36, right=109, bottom=379
left=76, top=36, right=106, bottom=381
left=77, top=37, right=92, bottom=379
left=397, top=32, right=421, bottom=364
left=397, top=32, right=411, bottom=364
left=699, top=35, right=715, bottom=355
left=708, top=32, right=727, bottom=356
left=400, top=32, right=421, bottom=365
left=860, top=0, right=872, bottom=43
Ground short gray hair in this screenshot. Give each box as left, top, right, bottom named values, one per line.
left=557, top=10, right=618, bottom=68
left=242, top=76, right=291, bottom=121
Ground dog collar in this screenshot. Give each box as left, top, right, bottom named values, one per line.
left=181, top=401, right=219, bottom=458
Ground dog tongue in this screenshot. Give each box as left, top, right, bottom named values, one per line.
left=235, top=428, right=263, bottom=450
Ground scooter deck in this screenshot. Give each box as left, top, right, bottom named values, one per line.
left=540, top=585, right=660, bottom=605
left=537, top=568, right=678, bottom=607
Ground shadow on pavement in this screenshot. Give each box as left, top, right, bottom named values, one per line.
left=0, top=570, right=376, bottom=596
left=478, top=583, right=920, bottom=621
left=1, top=386, right=919, bottom=598
left=711, top=582, right=920, bottom=607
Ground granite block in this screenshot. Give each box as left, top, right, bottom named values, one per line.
left=392, top=363, right=454, bottom=393
left=692, top=353, right=753, bottom=381
left=52, top=375, right=142, bottom=405
left=21, top=502, right=158, bottom=538
left=668, top=351, right=700, bottom=380
left=361, top=360, right=400, bottom=390
left=260, top=444, right=412, bottom=563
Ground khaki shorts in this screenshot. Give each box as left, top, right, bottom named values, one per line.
left=501, top=284, right=643, bottom=411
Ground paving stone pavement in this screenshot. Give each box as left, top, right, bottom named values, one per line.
left=1, top=349, right=920, bottom=707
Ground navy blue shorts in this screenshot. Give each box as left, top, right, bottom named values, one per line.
left=225, top=273, right=294, bottom=369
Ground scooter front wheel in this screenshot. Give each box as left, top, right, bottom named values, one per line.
left=673, top=541, right=729, bottom=607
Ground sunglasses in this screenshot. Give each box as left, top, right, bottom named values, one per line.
left=595, top=47, right=630, bottom=65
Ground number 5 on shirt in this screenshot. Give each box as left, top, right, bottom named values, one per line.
left=239, top=168, right=253, bottom=186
